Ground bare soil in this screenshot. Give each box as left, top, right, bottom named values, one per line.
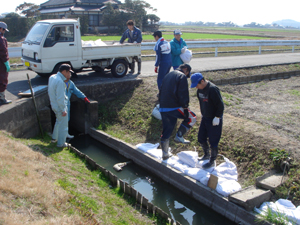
left=219, top=76, right=300, bottom=159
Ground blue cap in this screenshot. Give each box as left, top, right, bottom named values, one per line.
left=190, top=73, right=203, bottom=88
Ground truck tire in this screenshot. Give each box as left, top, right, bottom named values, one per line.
left=111, top=59, right=128, bottom=78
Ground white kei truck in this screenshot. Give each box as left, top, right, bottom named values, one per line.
left=21, top=18, right=141, bottom=78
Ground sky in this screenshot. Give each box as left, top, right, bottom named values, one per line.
left=1, top=0, right=300, bottom=26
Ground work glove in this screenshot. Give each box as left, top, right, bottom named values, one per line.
left=184, top=108, right=189, bottom=119
left=84, top=97, right=90, bottom=103
left=133, top=41, right=137, bottom=44
left=4, top=61, right=10, bottom=72
left=212, top=117, right=220, bottom=126
left=181, top=46, right=187, bottom=54
left=155, top=67, right=158, bottom=73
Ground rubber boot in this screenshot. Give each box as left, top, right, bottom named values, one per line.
left=198, top=142, right=210, bottom=161
left=0, top=91, right=12, bottom=105
left=137, top=61, right=141, bottom=74
left=161, top=139, right=172, bottom=160
left=129, top=62, right=135, bottom=74
left=202, top=147, right=218, bottom=169
left=174, top=125, right=190, bottom=144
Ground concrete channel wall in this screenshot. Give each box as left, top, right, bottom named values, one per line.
left=88, top=128, right=272, bottom=225
left=0, top=79, right=142, bottom=138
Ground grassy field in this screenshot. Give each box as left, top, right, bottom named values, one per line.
left=0, top=131, right=167, bottom=224
left=81, top=32, right=268, bottom=42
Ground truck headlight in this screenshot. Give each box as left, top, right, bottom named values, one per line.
left=34, top=52, right=38, bottom=61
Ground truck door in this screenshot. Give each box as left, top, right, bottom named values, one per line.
left=42, top=24, right=79, bottom=72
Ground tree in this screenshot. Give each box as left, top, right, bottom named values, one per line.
left=121, top=0, right=157, bottom=31
left=15, top=2, right=40, bottom=18
left=102, top=3, right=119, bottom=34
left=5, top=12, right=21, bottom=18
left=146, top=14, right=160, bottom=25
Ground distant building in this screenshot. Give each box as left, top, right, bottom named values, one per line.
left=39, top=0, right=122, bottom=32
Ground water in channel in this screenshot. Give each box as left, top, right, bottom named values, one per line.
left=70, top=135, right=234, bottom=225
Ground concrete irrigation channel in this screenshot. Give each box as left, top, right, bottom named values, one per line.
left=0, top=78, right=279, bottom=225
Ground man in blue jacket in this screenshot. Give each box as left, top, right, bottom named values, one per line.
left=153, top=30, right=172, bottom=90
left=120, top=20, right=142, bottom=74
left=159, top=64, right=197, bottom=160
left=64, top=74, right=90, bottom=139
left=190, top=73, right=224, bottom=169
left=48, top=64, right=71, bottom=148
left=170, top=29, right=187, bottom=70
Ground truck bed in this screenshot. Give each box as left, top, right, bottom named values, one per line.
left=82, top=43, right=141, bottom=60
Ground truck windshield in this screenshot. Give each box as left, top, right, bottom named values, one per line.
left=24, top=23, right=49, bottom=45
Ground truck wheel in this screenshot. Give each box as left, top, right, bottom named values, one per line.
left=37, top=73, right=51, bottom=77
left=111, top=59, right=128, bottom=78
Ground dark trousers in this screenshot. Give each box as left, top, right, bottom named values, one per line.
left=198, top=117, right=222, bottom=148
left=161, top=108, right=196, bottom=140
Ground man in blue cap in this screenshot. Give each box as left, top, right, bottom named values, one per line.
left=0, top=21, right=11, bottom=105
left=190, top=73, right=224, bottom=169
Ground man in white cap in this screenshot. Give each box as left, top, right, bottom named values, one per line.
left=0, top=21, right=11, bottom=105
left=170, top=29, right=187, bottom=70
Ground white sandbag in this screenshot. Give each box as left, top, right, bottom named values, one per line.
left=152, top=104, right=162, bottom=120
left=172, top=162, right=191, bottom=173
left=215, top=179, right=241, bottom=197
left=180, top=49, right=192, bottom=63
left=212, top=156, right=238, bottom=181
left=195, top=159, right=215, bottom=173
left=136, top=143, right=159, bottom=152
left=255, top=200, right=300, bottom=225
left=177, top=151, right=198, bottom=168
left=94, top=39, right=107, bottom=46
left=186, top=168, right=210, bottom=181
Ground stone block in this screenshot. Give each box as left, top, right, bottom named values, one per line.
left=228, top=185, right=272, bottom=211
left=256, top=170, right=288, bottom=192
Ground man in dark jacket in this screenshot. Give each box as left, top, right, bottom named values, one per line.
left=190, top=73, right=224, bottom=169
left=0, top=22, right=11, bottom=105
left=159, top=64, right=197, bottom=160
left=120, top=20, right=142, bottom=74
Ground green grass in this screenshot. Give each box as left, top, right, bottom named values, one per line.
left=81, top=32, right=267, bottom=42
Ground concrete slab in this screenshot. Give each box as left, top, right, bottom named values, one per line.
left=228, top=185, right=273, bottom=211
left=256, top=170, right=288, bottom=192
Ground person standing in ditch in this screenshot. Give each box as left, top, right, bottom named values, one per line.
left=120, top=20, right=143, bottom=74
left=0, top=22, right=11, bottom=106
left=159, top=64, right=197, bottom=160
left=153, top=30, right=172, bottom=90
left=190, top=73, right=224, bottom=169
left=170, top=29, right=188, bottom=70
left=64, top=74, right=90, bottom=139
left=48, top=64, right=72, bottom=148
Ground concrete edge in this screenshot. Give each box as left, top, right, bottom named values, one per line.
left=87, top=127, right=272, bottom=225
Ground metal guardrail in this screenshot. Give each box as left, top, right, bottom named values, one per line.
left=9, top=40, right=300, bottom=58
left=141, top=40, right=300, bottom=56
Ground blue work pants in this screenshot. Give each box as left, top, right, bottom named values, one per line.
left=161, top=108, right=196, bottom=140
left=157, top=62, right=172, bottom=89
left=52, top=110, right=68, bottom=146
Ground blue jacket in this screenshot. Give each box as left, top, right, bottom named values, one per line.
left=48, top=72, right=68, bottom=113
left=170, top=38, right=187, bottom=67
left=154, top=37, right=172, bottom=67
left=120, top=26, right=143, bottom=43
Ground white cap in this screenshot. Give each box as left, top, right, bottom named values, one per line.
left=174, top=29, right=182, bottom=35
left=0, top=22, right=9, bottom=32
